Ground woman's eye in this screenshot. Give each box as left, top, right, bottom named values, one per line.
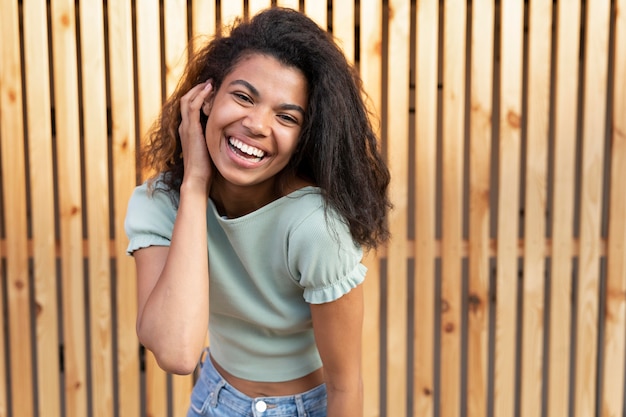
left=278, top=114, right=298, bottom=124
left=233, top=92, right=252, bottom=103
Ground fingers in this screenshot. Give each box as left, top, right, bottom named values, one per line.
left=180, top=80, right=213, bottom=122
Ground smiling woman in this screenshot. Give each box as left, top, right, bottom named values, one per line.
left=124, top=7, right=391, bottom=417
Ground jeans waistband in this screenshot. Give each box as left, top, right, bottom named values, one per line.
left=195, top=348, right=327, bottom=416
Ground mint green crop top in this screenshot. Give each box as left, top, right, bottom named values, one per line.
left=124, top=180, right=366, bottom=382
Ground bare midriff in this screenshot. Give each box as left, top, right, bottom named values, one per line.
left=210, top=354, right=324, bottom=397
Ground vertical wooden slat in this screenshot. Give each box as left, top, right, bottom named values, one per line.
left=520, top=1, right=552, bottom=416
left=164, top=0, right=189, bottom=98
left=0, top=1, right=35, bottom=416
left=163, top=2, right=195, bottom=414
left=191, top=0, right=217, bottom=45
left=276, top=0, right=299, bottom=11
left=331, top=0, right=353, bottom=63
left=495, top=2, right=524, bottom=417
left=248, top=0, right=272, bottom=17
left=574, top=2, right=611, bottom=416
left=145, top=352, right=167, bottom=417
left=386, top=1, right=410, bottom=416
left=220, top=1, right=244, bottom=29
left=547, top=2, right=581, bottom=416
left=0, top=261, right=6, bottom=417
left=413, top=1, right=439, bottom=416
left=135, top=0, right=168, bottom=414
left=440, top=2, right=466, bottom=416
left=304, top=0, right=328, bottom=30
left=359, top=2, right=383, bottom=415
left=80, top=2, right=114, bottom=416
left=108, top=0, right=141, bottom=416
left=467, top=1, right=494, bottom=416
left=22, top=1, right=62, bottom=416
left=135, top=0, right=163, bottom=179
left=601, top=2, right=626, bottom=416
left=361, top=253, right=382, bottom=417
left=50, top=0, right=89, bottom=415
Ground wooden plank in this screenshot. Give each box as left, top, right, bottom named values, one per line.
left=277, top=0, right=299, bottom=11
left=385, top=1, right=411, bottom=416
left=79, top=2, right=114, bottom=416
left=413, top=1, right=439, bottom=416
left=220, top=1, right=244, bottom=29
left=191, top=0, right=216, bottom=47
left=467, top=1, right=494, bottom=416
left=172, top=374, right=193, bottom=417
left=359, top=2, right=383, bottom=415
left=520, top=1, right=552, bottom=416
left=108, top=0, right=141, bottom=415
left=0, top=259, right=6, bottom=417
left=440, top=2, right=466, bottom=416
left=495, top=2, right=524, bottom=417
left=574, top=2, right=611, bottom=416
left=50, top=0, right=88, bottom=415
left=0, top=1, right=35, bottom=416
left=331, top=0, right=353, bottom=63
left=22, top=0, right=62, bottom=416
left=305, top=0, right=328, bottom=30
left=547, top=2, right=581, bottom=416
left=163, top=2, right=198, bottom=413
left=135, top=0, right=163, bottom=181
left=248, top=0, right=272, bottom=18
left=361, top=253, right=381, bottom=417
left=164, top=0, right=189, bottom=97
left=601, top=2, right=626, bottom=416
left=135, top=1, right=168, bottom=415
left=145, top=351, right=168, bottom=417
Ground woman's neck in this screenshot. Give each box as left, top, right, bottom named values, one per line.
left=209, top=174, right=314, bottom=218
left=209, top=180, right=278, bottom=218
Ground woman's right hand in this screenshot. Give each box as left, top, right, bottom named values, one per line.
left=179, top=80, right=214, bottom=194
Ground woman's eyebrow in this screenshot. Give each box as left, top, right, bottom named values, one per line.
left=229, top=79, right=305, bottom=116
left=230, top=79, right=259, bottom=96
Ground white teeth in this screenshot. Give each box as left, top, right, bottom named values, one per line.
left=228, top=137, right=265, bottom=158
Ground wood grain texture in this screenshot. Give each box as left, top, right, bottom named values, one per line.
left=413, top=1, right=439, bottom=416
left=495, top=2, right=523, bottom=416
left=440, top=2, right=467, bottom=416
left=0, top=1, right=34, bottom=416
left=109, top=0, right=142, bottom=414
left=520, top=1, right=552, bottom=415
left=467, top=1, right=494, bottom=416
left=601, top=1, right=626, bottom=415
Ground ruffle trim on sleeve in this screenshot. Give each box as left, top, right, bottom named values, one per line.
left=303, top=263, right=367, bottom=304
left=126, top=235, right=171, bottom=255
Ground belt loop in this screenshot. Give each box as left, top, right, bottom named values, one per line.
left=199, top=347, right=210, bottom=367
left=209, top=378, right=226, bottom=407
left=295, top=394, right=306, bottom=417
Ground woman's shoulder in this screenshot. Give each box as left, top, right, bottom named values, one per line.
left=127, top=177, right=178, bottom=219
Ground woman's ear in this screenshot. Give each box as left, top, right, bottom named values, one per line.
left=201, top=81, right=215, bottom=116
left=201, top=98, right=213, bottom=116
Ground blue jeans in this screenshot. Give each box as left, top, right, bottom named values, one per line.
left=187, top=351, right=327, bottom=416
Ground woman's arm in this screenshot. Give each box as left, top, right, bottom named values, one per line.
left=134, top=81, right=214, bottom=375
left=311, top=284, right=364, bottom=417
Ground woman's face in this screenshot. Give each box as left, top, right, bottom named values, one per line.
left=202, top=53, right=308, bottom=191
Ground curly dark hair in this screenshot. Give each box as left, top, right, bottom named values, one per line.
left=142, top=7, right=391, bottom=249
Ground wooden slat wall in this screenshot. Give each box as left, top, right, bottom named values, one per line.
left=1, top=1, right=625, bottom=416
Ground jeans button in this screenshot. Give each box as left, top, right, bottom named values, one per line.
left=255, top=400, right=267, bottom=412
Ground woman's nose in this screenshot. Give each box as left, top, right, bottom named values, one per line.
left=242, top=107, right=272, bottom=137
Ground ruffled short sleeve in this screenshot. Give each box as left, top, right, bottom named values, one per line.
left=288, top=208, right=366, bottom=304
left=124, top=181, right=177, bottom=255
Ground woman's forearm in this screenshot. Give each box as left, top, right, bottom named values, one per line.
left=136, top=181, right=210, bottom=374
